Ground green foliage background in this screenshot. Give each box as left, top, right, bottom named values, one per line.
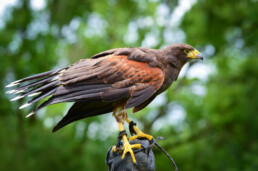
left=0, top=0, right=257, bottom=170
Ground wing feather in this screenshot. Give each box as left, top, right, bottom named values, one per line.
left=102, top=87, right=131, bottom=102
left=126, top=86, right=155, bottom=109
left=57, top=54, right=164, bottom=112
left=52, top=101, right=114, bottom=132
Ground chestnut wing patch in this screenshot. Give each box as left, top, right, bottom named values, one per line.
left=100, top=55, right=164, bottom=110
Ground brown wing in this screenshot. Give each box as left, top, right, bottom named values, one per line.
left=54, top=55, right=164, bottom=110
left=18, top=51, right=164, bottom=116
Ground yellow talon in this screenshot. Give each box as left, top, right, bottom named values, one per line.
left=126, top=118, right=153, bottom=141
left=121, top=139, right=141, bottom=163
left=129, top=131, right=153, bottom=141
left=111, top=145, right=118, bottom=153
left=115, top=122, right=142, bottom=163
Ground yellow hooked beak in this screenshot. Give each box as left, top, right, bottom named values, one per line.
left=185, top=49, right=204, bottom=60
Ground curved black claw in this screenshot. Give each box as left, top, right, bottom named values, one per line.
left=129, top=121, right=137, bottom=136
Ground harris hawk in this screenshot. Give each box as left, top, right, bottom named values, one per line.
left=6, top=44, right=203, bottom=163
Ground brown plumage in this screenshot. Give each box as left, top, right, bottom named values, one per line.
left=6, top=44, right=203, bottom=133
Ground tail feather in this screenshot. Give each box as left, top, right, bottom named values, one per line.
left=28, top=87, right=58, bottom=105
left=6, top=69, right=62, bottom=88
left=27, top=96, right=57, bottom=117
left=54, top=87, right=109, bottom=100
left=10, top=80, right=60, bottom=101
left=6, top=68, right=64, bottom=115
left=22, top=80, right=60, bottom=97
left=8, top=75, right=58, bottom=94
left=54, top=84, right=110, bottom=96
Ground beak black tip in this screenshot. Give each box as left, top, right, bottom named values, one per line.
left=196, top=53, right=204, bottom=60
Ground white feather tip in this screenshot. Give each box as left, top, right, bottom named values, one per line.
left=11, top=95, right=24, bottom=101
left=28, top=92, right=40, bottom=97
left=19, top=103, right=31, bottom=109
left=26, top=112, right=35, bottom=118
left=8, top=89, right=25, bottom=94
left=6, top=90, right=16, bottom=94
left=6, top=80, right=20, bottom=88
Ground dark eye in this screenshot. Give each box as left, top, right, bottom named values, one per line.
left=184, top=50, right=189, bottom=54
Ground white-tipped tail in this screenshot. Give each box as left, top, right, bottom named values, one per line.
left=5, top=80, right=21, bottom=88
left=28, top=92, right=41, bottom=97
left=11, top=95, right=24, bottom=101
left=6, top=89, right=16, bottom=94
left=26, top=112, right=35, bottom=118
left=8, top=89, right=25, bottom=94
left=19, top=102, right=31, bottom=109
left=15, top=89, right=25, bottom=94
left=7, top=68, right=63, bottom=118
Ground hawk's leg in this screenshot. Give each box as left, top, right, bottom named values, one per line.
left=126, top=118, right=153, bottom=141
left=111, top=104, right=141, bottom=163
left=112, top=122, right=141, bottom=163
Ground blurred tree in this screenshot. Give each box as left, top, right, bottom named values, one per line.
left=153, top=0, right=258, bottom=170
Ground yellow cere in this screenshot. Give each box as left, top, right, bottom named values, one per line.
left=186, top=49, right=199, bottom=58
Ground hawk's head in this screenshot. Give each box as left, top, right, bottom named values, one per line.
left=164, top=44, right=203, bottom=66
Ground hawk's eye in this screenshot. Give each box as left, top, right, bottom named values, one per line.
left=184, top=50, right=189, bottom=54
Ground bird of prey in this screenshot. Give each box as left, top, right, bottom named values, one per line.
left=6, top=44, right=203, bottom=163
